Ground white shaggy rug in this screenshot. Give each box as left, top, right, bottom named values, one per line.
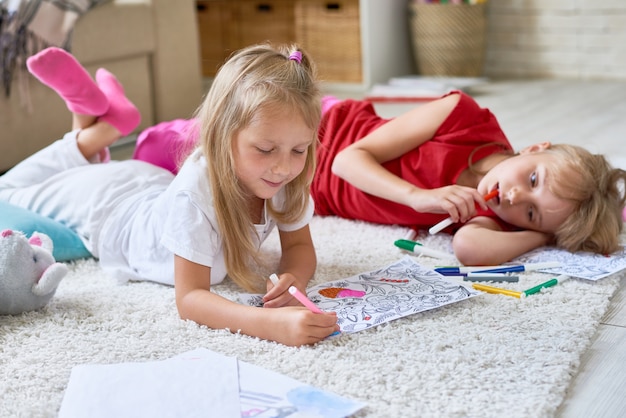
left=0, top=216, right=623, bottom=418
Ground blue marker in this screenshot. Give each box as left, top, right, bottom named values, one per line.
left=436, top=265, right=504, bottom=275
left=472, top=261, right=560, bottom=274
left=435, top=261, right=560, bottom=276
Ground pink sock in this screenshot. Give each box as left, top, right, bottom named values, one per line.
left=95, top=68, right=141, bottom=136
left=26, top=47, right=109, bottom=115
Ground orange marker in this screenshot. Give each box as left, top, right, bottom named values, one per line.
left=483, top=189, right=499, bottom=201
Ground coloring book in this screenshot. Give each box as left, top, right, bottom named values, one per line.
left=241, top=256, right=480, bottom=333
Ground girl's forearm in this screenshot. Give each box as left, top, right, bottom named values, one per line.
left=177, top=288, right=274, bottom=337
left=332, top=149, right=420, bottom=207
left=177, top=287, right=337, bottom=346
left=453, top=224, right=550, bottom=266
left=278, top=242, right=316, bottom=289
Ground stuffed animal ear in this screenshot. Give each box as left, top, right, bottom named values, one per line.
left=30, top=232, right=54, bottom=254
left=32, top=262, right=69, bottom=296
left=0, top=229, right=21, bottom=259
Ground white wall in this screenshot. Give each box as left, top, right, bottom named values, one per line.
left=484, top=0, right=626, bottom=80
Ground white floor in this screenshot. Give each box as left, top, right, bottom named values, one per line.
left=111, top=79, right=626, bottom=416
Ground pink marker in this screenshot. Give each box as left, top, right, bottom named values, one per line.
left=288, top=286, right=323, bottom=314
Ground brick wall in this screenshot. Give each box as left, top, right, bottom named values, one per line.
left=484, top=0, right=626, bottom=80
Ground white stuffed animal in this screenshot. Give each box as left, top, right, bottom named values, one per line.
left=0, top=229, right=68, bottom=315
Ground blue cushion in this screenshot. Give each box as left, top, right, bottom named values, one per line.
left=0, top=201, right=91, bottom=261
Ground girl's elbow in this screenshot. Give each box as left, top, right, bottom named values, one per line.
left=175, top=293, right=194, bottom=321
left=452, top=232, right=493, bottom=266
left=175, top=301, right=191, bottom=321
left=330, top=151, right=348, bottom=179
left=452, top=235, right=477, bottom=265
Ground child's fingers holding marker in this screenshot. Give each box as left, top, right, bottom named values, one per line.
left=421, top=186, right=471, bottom=222
left=264, top=273, right=299, bottom=308
left=298, top=310, right=340, bottom=343
left=446, top=193, right=479, bottom=223
left=429, top=189, right=498, bottom=234
left=451, top=188, right=497, bottom=220
left=273, top=307, right=339, bottom=346
left=264, top=294, right=294, bottom=309
left=269, top=273, right=280, bottom=286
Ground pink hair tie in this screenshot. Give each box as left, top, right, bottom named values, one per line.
left=289, top=51, right=302, bottom=64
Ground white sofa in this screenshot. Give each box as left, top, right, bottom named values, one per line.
left=0, top=0, right=204, bottom=172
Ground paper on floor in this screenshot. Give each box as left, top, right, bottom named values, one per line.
left=59, top=348, right=366, bottom=418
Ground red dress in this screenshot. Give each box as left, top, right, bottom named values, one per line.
left=311, top=91, right=514, bottom=232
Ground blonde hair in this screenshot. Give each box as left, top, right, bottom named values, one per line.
left=193, top=43, right=321, bottom=292
left=543, top=144, right=626, bottom=254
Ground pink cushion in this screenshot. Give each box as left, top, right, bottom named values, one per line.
left=133, top=119, right=199, bottom=174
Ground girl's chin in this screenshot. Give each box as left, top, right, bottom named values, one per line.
left=254, top=188, right=281, bottom=200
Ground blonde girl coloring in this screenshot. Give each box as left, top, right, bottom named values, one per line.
left=175, top=45, right=340, bottom=345
left=0, top=45, right=338, bottom=346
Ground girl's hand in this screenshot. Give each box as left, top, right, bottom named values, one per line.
left=263, top=273, right=299, bottom=308
left=406, top=186, right=487, bottom=223
left=266, top=306, right=339, bottom=347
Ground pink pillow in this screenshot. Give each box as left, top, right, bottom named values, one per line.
left=133, top=119, right=199, bottom=174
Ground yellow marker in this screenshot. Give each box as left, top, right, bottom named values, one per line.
left=472, top=283, right=521, bottom=298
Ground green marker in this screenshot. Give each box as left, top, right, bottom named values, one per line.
left=394, top=239, right=454, bottom=260
left=522, top=275, right=570, bottom=297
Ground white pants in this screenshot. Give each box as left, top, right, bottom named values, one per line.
left=0, top=131, right=174, bottom=259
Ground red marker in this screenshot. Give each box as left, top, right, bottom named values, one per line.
left=429, top=190, right=499, bottom=235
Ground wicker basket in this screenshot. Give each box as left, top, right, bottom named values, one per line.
left=196, top=0, right=296, bottom=77
left=295, top=0, right=362, bottom=83
left=229, top=0, right=295, bottom=50
left=196, top=0, right=231, bottom=77
left=408, top=3, right=487, bottom=77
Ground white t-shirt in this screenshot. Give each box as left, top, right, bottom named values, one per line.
left=99, top=149, right=314, bottom=286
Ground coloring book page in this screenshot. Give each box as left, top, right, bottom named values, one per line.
left=240, top=256, right=479, bottom=333
left=59, top=350, right=241, bottom=418
left=177, top=348, right=366, bottom=418
left=512, top=245, right=626, bottom=281
left=237, top=356, right=366, bottom=417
